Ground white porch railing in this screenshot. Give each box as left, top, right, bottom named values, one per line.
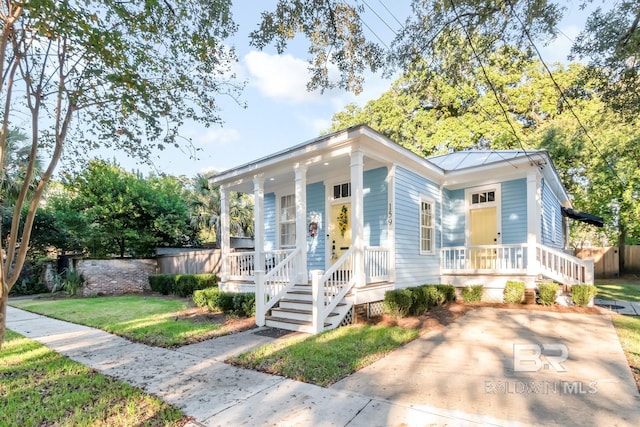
left=536, top=244, right=594, bottom=285
left=226, top=249, right=295, bottom=281
left=255, top=248, right=300, bottom=326
left=441, top=243, right=594, bottom=286
left=441, top=244, right=528, bottom=273
left=311, top=247, right=356, bottom=333
left=365, top=246, right=390, bottom=283
left=227, top=251, right=255, bottom=280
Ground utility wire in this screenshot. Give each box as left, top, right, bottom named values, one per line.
left=507, top=1, right=625, bottom=185
left=338, top=0, right=390, bottom=50
left=449, top=0, right=536, bottom=167
left=376, top=0, right=404, bottom=28
left=362, top=0, right=398, bottom=35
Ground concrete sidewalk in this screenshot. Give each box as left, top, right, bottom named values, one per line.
left=6, top=305, right=640, bottom=426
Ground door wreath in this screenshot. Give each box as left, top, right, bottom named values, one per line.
left=337, top=205, right=348, bottom=237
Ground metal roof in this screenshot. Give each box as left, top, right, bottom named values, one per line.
left=428, top=150, right=546, bottom=171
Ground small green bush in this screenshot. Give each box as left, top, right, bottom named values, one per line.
left=538, top=283, right=559, bottom=305
left=233, top=293, right=256, bottom=317
left=383, top=289, right=413, bottom=318
left=462, top=285, right=483, bottom=303
left=193, top=287, right=220, bottom=310
left=213, top=291, right=235, bottom=313
left=504, top=281, right=525, bottom=304
left=435, top=284, right=456, bottom=303
left=571, top=284, right=598, bottom=307
left=64, top=270, right=85, bottom=296
left=149, top=274, right=218, bottom=297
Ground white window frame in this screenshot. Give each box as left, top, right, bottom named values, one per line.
left=279, top=194, right=296, bottom=248
left=420, top=196, right=435, bottom=255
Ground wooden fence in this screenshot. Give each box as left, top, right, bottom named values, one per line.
left=574, top=245, right=640, bottom=278
left=157, top=249, right=221, bottom=275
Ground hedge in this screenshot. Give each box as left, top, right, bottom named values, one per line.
left=462, top=285, right=483, bottom=303
left=192, top=287, right=256, bottom=317
left=149, top=274, right=218, bottom=297
left=538, top=283, right=559, bottom=306
left=383, top=284, right=456, bottom=318
left=503, top=281, right=525, bottom=304
left=571, top=284, right=598, bottom=307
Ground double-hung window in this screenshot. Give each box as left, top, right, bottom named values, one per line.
left=420, top=198, right=435, bottom=254
left=280, top=194, right=296, bottom=248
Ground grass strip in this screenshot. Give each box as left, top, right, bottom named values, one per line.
left=0, top=330, right=186, bottom=426
left=595, top=282, right=640, bottom=302
left=611, top=314, right=640, bottom=391
left=10, top=296, right=223, bottom=347
left=229, top=324, right=418, bottom=387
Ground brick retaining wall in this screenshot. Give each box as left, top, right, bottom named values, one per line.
left=76, top=259, right=157, bottom=296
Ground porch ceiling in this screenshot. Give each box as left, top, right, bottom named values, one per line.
left=222, top=153, right=387, bottom=194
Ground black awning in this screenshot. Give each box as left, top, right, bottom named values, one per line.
left=561, top=207, right=604, bottom=227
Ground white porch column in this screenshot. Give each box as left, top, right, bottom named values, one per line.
left=295, top=164, right=308, bottom=283
left=220, top=184, right=230, bottom=282
left=526, top=171, right=542, bottom=280
left=351, top=150, right=365, bottom=288
left=253, top=175, right=265, bottom=270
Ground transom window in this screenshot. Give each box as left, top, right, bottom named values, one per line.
left=420, top=199, right=435, bottom=254
left=280, top=194, right=295, bottom=247
left=333, top=182, right=351, bottom=199
left=471, top=190, right=495, bottom=205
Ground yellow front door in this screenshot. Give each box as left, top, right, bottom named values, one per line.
left=470, top=207, right=497, bottom=268
left=330, top=203, right=352, bottom=263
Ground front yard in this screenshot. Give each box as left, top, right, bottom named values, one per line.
left=10, top=295, right=254, bottom=347
left=0, top=330, right=187, bottom=426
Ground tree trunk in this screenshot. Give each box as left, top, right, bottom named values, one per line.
left=0, top=291, right=7, bottom=351
left=619, top=223, right=627, bottom=275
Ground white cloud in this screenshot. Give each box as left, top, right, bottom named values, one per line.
left=244, top=51, right=323, bottom=104
left=195, top=127, right=241, bottom=146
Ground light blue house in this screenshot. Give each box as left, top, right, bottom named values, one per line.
left=211, top=125, right=594, bottom=333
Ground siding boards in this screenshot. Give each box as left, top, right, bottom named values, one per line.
left=363, top=167, right=388, bottom=247
left=394, top=166, right=441, bottom=288
left=443, top=188, right=465, bottom=247
left=306, top=181, right=325, bottom=271
left=501, top=178, right=527, bottom=244
left=541, top=179, right=563, bottom=248
left=264, top=192, right=276, bottom=250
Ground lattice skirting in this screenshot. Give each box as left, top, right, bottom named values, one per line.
left=368, top=301, right=384, bottom=317
left=340, top=306, right=354, bottom=326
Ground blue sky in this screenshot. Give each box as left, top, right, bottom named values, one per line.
left=92, top=1, right=599, bottom=179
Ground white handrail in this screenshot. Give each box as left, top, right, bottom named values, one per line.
left=319, top=247, right=356, bottom=323
left=536, top=244, right=594, bottom=285
left=262, top=248, right=300, bottom=312
left=227, top=251, right=255, bottom=279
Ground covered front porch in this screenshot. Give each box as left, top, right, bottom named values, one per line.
left=213, top=129, right=399, bottom=333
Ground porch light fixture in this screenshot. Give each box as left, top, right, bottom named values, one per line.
left=387, top=203, right=393, bottom=224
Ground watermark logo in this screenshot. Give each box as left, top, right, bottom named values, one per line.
left=485, top=380, right=598, bottom=395
left=513, top=343, right=568, bottom=372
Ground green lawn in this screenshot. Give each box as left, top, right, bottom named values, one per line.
left=595, top=282, right=640, bottom=302
left=230, top=324, right=418, bottom=387
left=612, top=315, right=640, bottom=388
left=10, top=295, right=230, bottom=347
left=0, top=330, right=186, bottom=426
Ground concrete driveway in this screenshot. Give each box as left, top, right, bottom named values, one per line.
left=331, top=308, right=640, bottom=426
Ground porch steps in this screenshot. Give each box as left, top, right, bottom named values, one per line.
left=265, top=284, right=351, bottom=333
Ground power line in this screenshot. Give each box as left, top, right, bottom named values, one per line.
left=507, top=1, right=625, bottom=186
left=376, top=0, right=403, bottom=28
left=361, top=0, right=398, bottom=36
left=339, top=0, right=390, bottom=50
left=448, top=0, right=537, bottom=168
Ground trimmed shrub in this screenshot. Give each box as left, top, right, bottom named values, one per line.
left=383, top=289, right=413, bottom=318
left=233, top=293, right=256, bottom=317
left=435, top=284, right=456, bottom=303
left=538, top=283, right=559, bottom=305
left=212, top=291, right=235, bottom=313
left=504, top=281, right=525, bottom=304
left=193, top=287, right=220, bottom=310
left=462, top=285, right=483, bottom=303
left=149, top=274, right=218, bottom=297
left=571, top=285, right=598, bottom=307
